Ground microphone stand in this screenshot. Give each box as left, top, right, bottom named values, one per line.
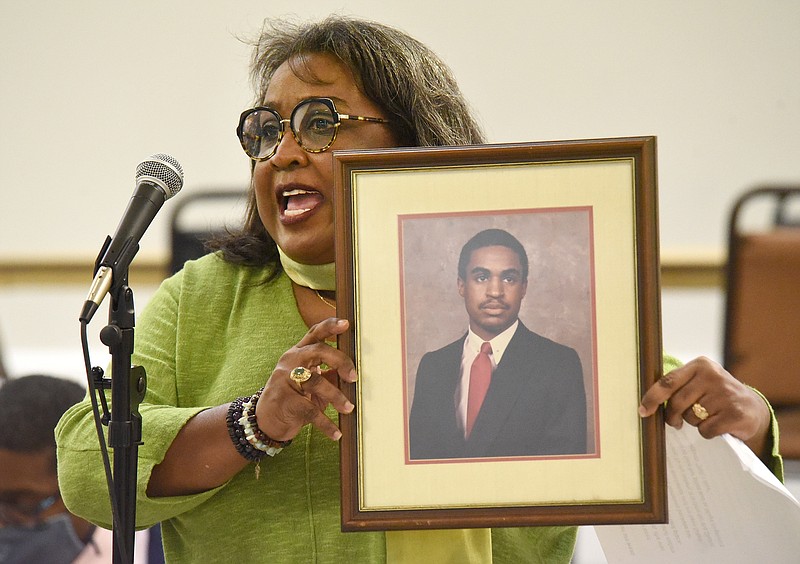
left=99, top=264, right=146, bottom=564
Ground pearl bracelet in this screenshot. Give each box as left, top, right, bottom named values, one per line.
left=226, top=388, right=292, bottom=464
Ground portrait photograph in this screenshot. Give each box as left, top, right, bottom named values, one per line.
left=334, top=139, right=664, bottom=530
left=401, top=209, right=598, bottom=462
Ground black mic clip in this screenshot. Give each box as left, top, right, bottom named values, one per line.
left=80, top=235, right=123, bottom=323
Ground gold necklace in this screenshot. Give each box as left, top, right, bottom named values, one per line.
left=315, top=290, right=336, bottom=309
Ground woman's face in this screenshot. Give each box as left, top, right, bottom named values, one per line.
left=253, top=53, right=398, bottom=265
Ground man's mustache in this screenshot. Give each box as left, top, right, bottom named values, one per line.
left=479, top=299, right=509, bottom=310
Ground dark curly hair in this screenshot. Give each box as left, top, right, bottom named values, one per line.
left=0, top=375, right=85, bottom=469
left=458, top=229, right=529, bottom=282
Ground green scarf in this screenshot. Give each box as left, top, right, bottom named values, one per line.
left=278, top=247, right=336, bottom=291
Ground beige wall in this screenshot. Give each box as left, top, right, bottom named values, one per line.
left=2, top=1, right=799, bottom=260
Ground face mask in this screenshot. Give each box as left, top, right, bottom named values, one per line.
left=0, top=513, right=86, bottom=564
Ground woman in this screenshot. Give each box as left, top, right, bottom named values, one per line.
left=56, top=16, right=780, bottom=563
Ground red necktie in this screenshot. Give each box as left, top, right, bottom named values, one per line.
left=466, top=342, right=493, bottom=438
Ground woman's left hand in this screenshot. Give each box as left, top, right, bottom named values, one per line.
left=639, top=356, right=772, bottom=459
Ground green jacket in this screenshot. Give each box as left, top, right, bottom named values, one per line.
left=55, top=253, right=782, bottom=563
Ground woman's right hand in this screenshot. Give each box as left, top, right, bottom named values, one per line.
left=148, top=317, right=356, bottom=497
left=255, top=317, right=357, bottom=442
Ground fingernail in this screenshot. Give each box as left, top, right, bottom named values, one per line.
left=337, top=319, right=347, bottom=327
left=638, top=405, right=647, bottom=417
left=349, top=369, right=358, bottom=382
left=333, top=430, right=342, bottom=440
left=344, top=401, right=354, bottom=413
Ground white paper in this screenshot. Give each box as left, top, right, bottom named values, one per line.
left=595, top=425, right=800, bottom=563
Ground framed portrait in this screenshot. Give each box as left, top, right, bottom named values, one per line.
left=333, top=137, right=665, bottom=531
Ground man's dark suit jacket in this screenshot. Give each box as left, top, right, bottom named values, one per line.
left=409, top=321, right=587, bottom=459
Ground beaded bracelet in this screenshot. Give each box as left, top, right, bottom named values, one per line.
left=226, top=396, right=263, bottom=463
left=226, top=388, right=292, bottom=465
left=239, top=388, right=293, bottom=456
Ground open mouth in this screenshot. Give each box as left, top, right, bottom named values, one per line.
left=280, top=187, right=324, bottom=221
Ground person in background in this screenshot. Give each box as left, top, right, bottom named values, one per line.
left=55, top=15, right=781, bottom=563
left=0, top=374, right=111, bottom=563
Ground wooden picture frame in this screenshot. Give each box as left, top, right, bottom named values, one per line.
left=333, top=137, right=665, bottom=531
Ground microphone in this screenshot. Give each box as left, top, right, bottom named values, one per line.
left=80, top=153, right=184, bottom=322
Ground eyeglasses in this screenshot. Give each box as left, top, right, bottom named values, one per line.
left=236, top=97, right=390, bottom=161
left=0, top=493, right=60, bottom=527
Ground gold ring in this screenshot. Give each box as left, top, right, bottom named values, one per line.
left=290, top=367, right=313, bottom=393
left=692, top=402, right=709, bottom=421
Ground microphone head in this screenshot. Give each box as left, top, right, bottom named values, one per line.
left=136, top=153, right=184, bottom=199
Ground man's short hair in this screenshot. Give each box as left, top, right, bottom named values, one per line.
left=457, top=228, right=529, bottom=281
left=0, top=374, right=85, bottom=453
